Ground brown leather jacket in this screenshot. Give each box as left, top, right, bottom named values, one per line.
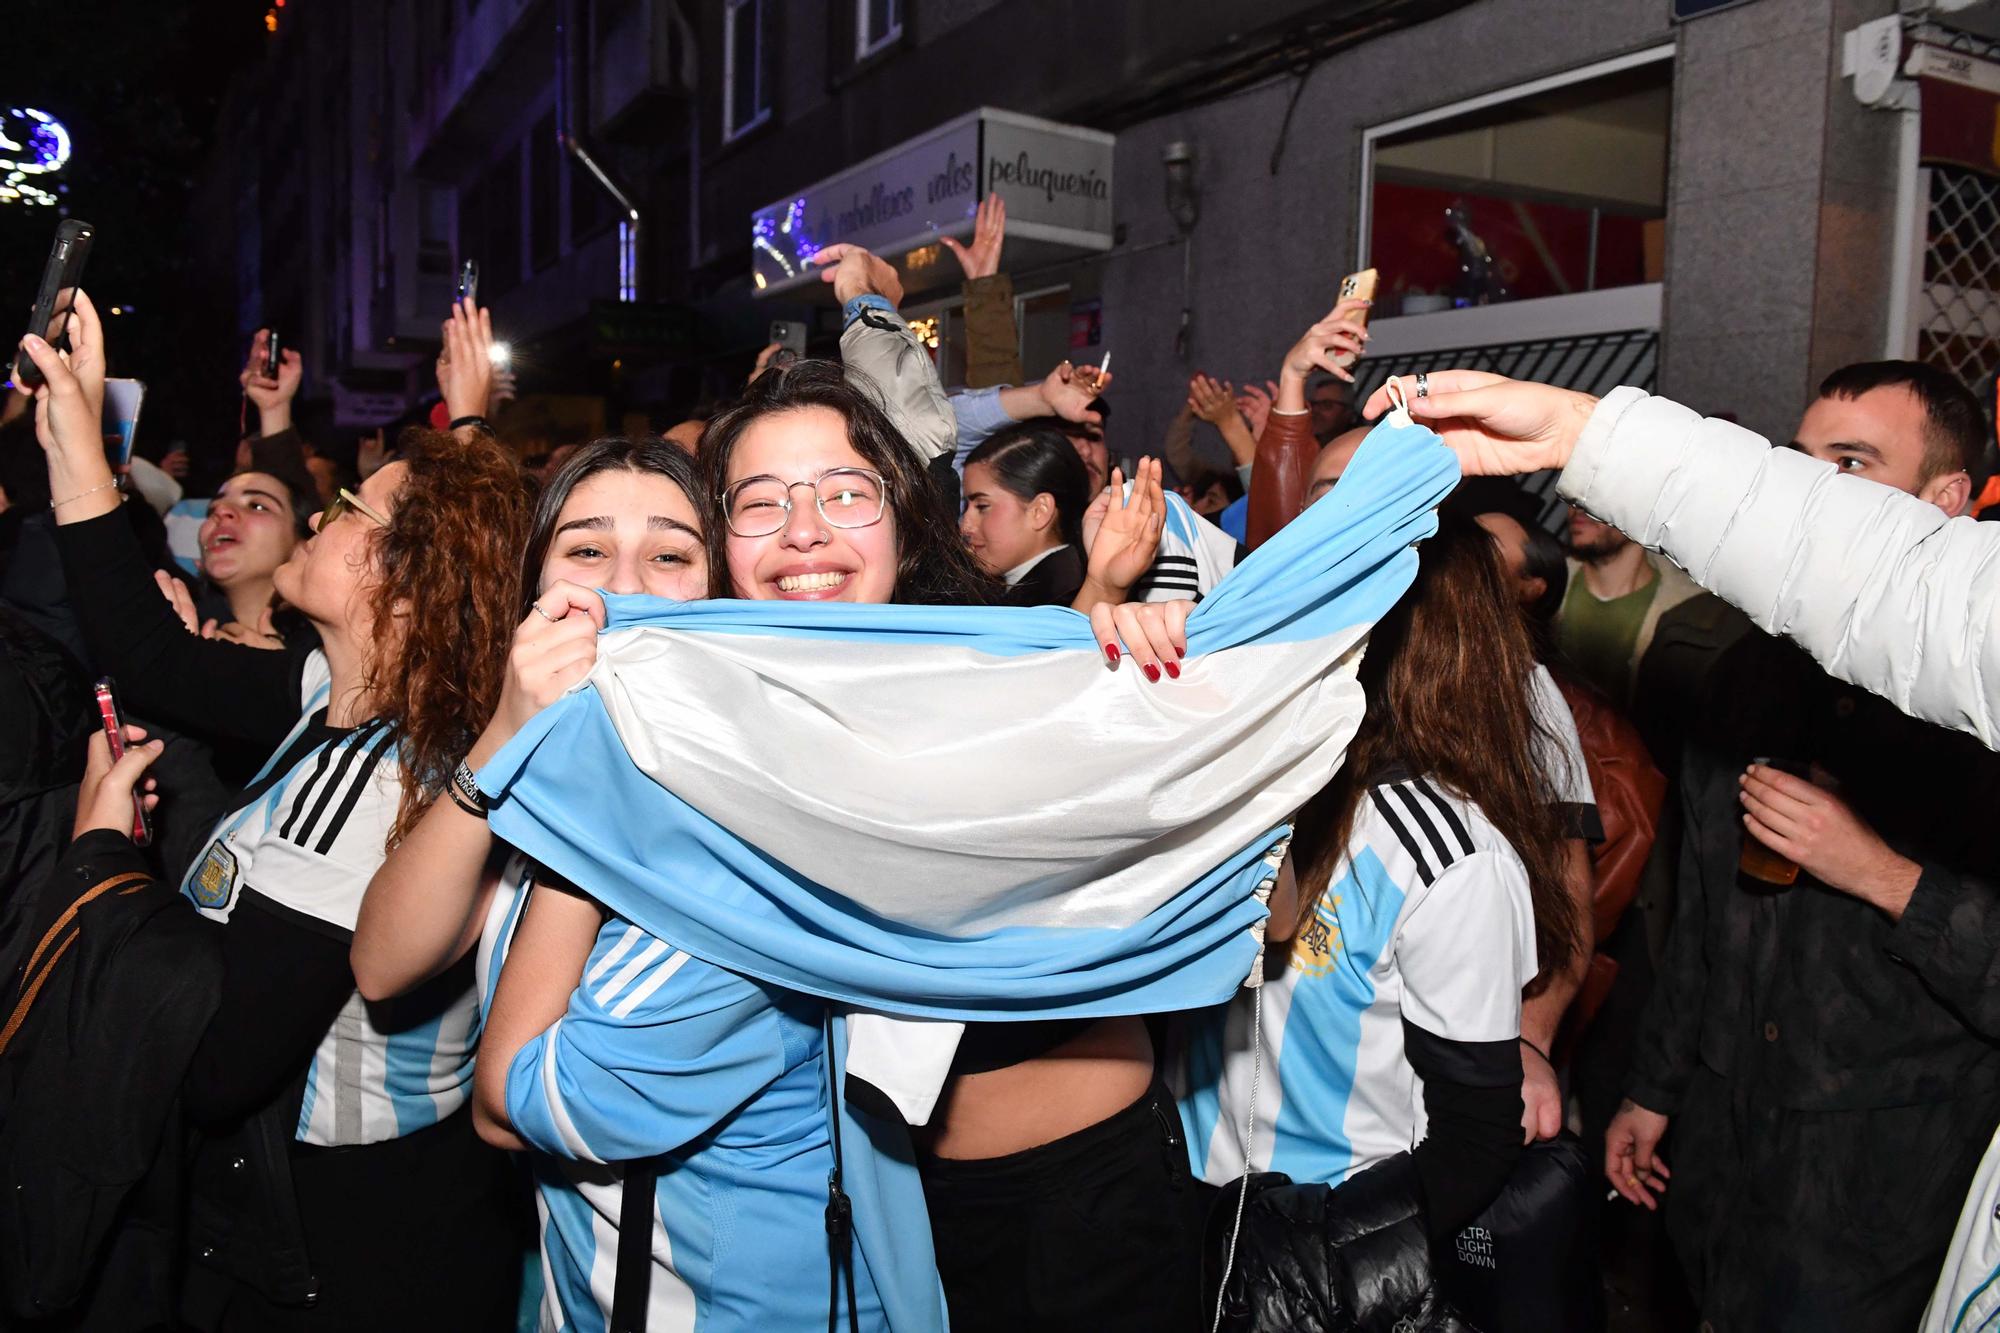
left=1245, top=409, right=1318, bottom=549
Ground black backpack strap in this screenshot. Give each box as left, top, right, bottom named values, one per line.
left=823, top=1010, right=858, bottom=1333
left=610, top=1159, right=660, bottom=1333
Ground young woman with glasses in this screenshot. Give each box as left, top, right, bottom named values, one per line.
left=24, top=291, right=528, bottom=1329
left=356, top=436, right=939, bottom=1332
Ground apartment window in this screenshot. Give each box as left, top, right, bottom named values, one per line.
left=529, top=112, right=560, bottom=272
left=1361, top=50, right=1672, bottom=317
left=723, top=0, right=774, bottom=142
left=857, top=0, right=903, bottom=59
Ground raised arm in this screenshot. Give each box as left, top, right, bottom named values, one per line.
left=354, top=584, right=607, bottom=1002
left=25, top=292, right=303, bottom=745
left=1379, top=373, right=2000, bottom=748
left=1246, top=298, right=1369, bottom=548
left=944, top=193, right=1024, bottom=388
left=240, top=328, right=304, bottom=439
left=815, top=244, right=956, bottom=465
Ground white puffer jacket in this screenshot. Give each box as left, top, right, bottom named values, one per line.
left=1557, top=386, right=2000, bottom=1331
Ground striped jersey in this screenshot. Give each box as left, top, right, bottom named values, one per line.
left=1131, top=490, right=1239, bottom=604
left=1177, top=775, right=1537, bottom=1186
left=482, top=864, right=926, bottom=1333
left=180, top=651, right=480, bottom=1146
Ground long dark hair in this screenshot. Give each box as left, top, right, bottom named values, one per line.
left=519, top=437, right=703, bottom=612
left=697, top=359, right=993, bottom=605
left=1290, top=511, right=1582, bottom=994
left=963, top=424, right=1092, bottom=550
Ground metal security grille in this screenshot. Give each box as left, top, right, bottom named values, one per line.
left=1919, top=166, right=2000, bottom=391
left=1353, top=328, right=1659, bottom=530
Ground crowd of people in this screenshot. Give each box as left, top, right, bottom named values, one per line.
left=2, top=189, right=1999, bottom=1333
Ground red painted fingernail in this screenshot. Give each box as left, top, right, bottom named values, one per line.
left=1104, top=644, right=1120, bottom=670
left=1143, top=663, right=1161, bottom=683
left=1165, top=660, right=1180, bottom=680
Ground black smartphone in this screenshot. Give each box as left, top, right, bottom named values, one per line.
left=263, top=328, right=281, bottom=380
left=769, top=319, right=806, bottom=367
left=93, top=676, right=153, bottom=848
left=14, top=218, right=95, bottom=389
left=457, top=260, right=479, bottom=308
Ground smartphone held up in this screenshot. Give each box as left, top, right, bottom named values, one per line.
left=14, top=218, right=95, bottom=389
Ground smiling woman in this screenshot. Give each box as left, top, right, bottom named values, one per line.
left=699, top=358, right=993, bottom=606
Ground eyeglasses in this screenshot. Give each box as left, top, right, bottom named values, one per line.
left=319, top=486, right=391, bottom=530
left=720, top=468, right=886, bottom=538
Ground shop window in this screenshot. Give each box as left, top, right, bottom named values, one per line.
left=723, top=0, right=775, bottom=143
left=1361, top=51, right=1672, bottom=318
left=857, top=0, right=903, bottom=60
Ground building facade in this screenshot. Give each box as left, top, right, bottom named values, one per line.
left=193, top=0, right=1999, bottom=472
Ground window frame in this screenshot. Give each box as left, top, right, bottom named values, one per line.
left=722, top=0, right=775, bottom=144
left=1355, top=44, right=1676, bottom=272
left=855, top=0, right=903, bottom=61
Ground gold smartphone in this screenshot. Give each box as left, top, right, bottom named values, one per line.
left=1333, top=267, right=1377, bottom=368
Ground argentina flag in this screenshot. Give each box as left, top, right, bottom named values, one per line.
left=482, top=416, right=1458, bottom=1109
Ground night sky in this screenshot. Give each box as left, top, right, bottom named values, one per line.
left=5, top=0, right=268, bottom=447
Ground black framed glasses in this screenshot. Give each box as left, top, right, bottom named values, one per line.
left=720, top=468, right=886, bottom=538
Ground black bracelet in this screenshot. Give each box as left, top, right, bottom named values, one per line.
left=1521, top=1036, right=1552, bottom=1066
left=446, top=783, right=488, bottom=820
left=449, top=414, right=493, bottom=434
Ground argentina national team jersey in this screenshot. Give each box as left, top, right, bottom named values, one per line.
left=1177, top=775, right=1538, bottom=1187
left=180, top=652, right=481, bottom=1146
left=481, top=861, right=940, bottom=1333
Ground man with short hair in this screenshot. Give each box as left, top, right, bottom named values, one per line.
left=1605, top=361, right=2000, bottom=1333
left=1306, top=373, right=1357, bottom=445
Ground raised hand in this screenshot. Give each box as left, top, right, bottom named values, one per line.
left=812, top=243, right=904, bottom=309
left=1038, top=360, right=1110, bottom=425
left=1076, top=458, right=1166, bottom=611
left=941, top=192, right=1006, bottom=281
left=1236, top=381, right=1275, bottom=440
left=240, top=328, right=304, bottom=430
left=1281, top=297, right=1372, bottom=385
left=437, top=298, right=497, bottom=427
left=1187, top=373, right=1239, bottom=428
left=1359, top=371, right=1600, bottom=476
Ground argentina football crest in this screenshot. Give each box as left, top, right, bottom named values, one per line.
left=190, top=839, right=238, bottom=911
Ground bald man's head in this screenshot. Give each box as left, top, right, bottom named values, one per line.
left=1301, top=426, right=1371, bottom=511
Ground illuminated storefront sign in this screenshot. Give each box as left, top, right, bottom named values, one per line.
left=751, top=107, right=1114, bottom=298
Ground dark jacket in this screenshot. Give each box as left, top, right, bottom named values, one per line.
left=0, top=830, right=223, bottom=1327
left=1003, top=545, right=1085, bottom=608
left=1630, top=632, right=2000, bottom=1330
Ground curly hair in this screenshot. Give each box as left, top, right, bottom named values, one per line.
left=1289, top=511, right=1583, bottom=995
left=365, top=428, right=532, bottom=846
left=697, top=359, right=994, bottom=606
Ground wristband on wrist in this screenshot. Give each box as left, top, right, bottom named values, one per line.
left=449, top=414, right=493, bottom=434
left=446, top=784, right=488, bottom=820
left=840, top=293, right=896, bottom=330
left=451, top=760, right=490, bottom=814
left=1521, top=1036, right=1551, bottom=1066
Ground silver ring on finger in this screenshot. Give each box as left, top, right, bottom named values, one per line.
left=1415, top=372, right=1430, bottom=399
left=532, top=602, right=560, bottom=623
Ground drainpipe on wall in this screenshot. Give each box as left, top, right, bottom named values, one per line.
left=1843, top=14, right=1923, bottom=359
left=557, top=0, right=642, bottom=302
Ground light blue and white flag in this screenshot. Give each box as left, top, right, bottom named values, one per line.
left=483, top=417, right=1457, bottom=1114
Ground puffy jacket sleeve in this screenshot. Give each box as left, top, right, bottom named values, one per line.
left=1559, top=387, right=2000, bottom=749
left=841, top=304, right=956, bottom=465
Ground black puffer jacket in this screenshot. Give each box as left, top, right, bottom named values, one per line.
left=1207, top=1138, right=1598, bottom=1333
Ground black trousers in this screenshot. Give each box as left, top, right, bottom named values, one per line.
left=920, top=1079, right=1207, bottom=1333
left=186, top=1108, right=524, bottom=1332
